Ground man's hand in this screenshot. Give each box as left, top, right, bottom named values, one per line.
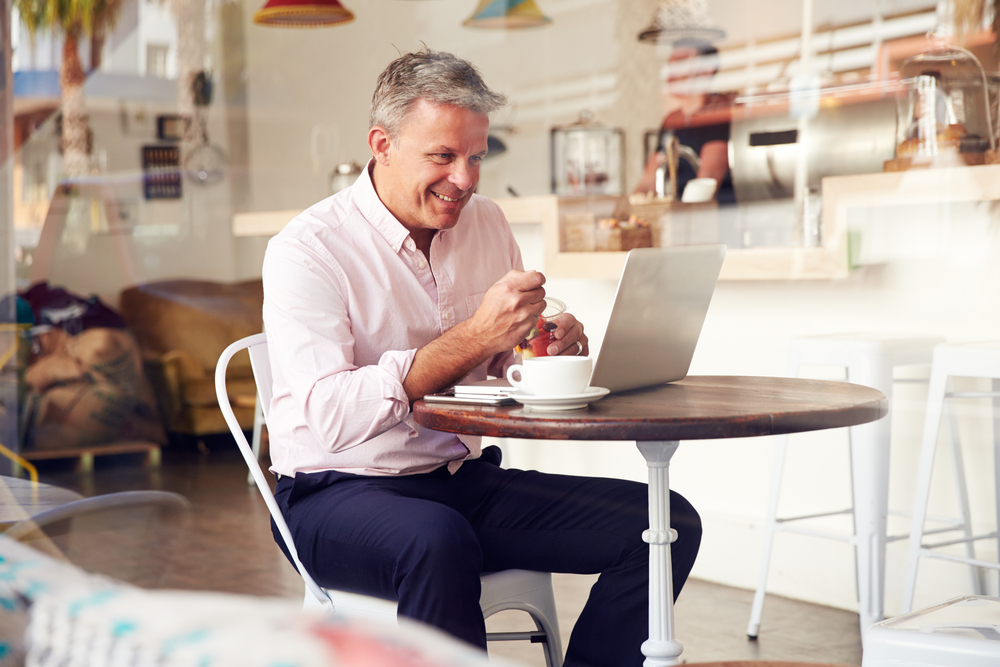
left=466, top=270, right=547, bottom=356
left=544, top=312, right=589, bottom=357
left=402, top=270, right=547, bottom=402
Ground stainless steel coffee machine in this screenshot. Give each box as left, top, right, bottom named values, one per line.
left=729, top=94, right=898, bottom=203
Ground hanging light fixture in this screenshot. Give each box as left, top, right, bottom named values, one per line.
left=637, top=0, right=724, bottom=44
left=463, top=0, right=551, bottom=29
left=253, top=0, right=355, bottom=27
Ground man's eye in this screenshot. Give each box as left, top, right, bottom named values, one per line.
left=470, top=155, right=484, bottom=165
left=434, top=153, right=452, bottom=162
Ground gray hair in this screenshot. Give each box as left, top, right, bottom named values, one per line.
left=370, top=48, right=508, bottom=139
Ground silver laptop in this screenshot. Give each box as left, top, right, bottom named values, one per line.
left=442, top=244, right=726, bottom=401
left=590, top=244, right=726, bottom=393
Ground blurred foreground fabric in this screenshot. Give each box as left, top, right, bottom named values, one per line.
left=0, top=535, right=520, bottom=667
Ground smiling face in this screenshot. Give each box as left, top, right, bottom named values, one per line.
left=369, top=99, right=490, bottom=250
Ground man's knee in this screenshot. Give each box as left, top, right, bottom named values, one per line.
left=670, top=490, right=702, bottom=548
left=398, top=509, right=483, bottom=576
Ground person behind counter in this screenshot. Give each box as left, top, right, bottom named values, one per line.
left=634, top=43, right=736, bottom=204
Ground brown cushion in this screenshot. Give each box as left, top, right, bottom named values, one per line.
left=181, top=376, right=259, bottom=408
left=119, top=279, right=263, bottom=373
left=171, top=403, right=256, bottom=435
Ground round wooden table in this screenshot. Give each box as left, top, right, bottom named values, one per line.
left=415, top=375, right=887, bottom=667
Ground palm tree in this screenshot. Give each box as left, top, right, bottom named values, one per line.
left=15, top=0, right=123, bottom=179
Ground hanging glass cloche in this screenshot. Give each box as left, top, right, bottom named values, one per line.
left=895, top=39, right=997, bottom=165
left=551, top=111, right=625, bottom=196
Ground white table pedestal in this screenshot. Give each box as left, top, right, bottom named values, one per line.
left=637, top=440, right=682, bottom=667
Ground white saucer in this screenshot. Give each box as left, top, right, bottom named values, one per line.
left=510, top=386, right=610, bottom=411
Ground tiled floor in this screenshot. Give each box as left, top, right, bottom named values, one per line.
left=31, top=441, right=862, bottom=666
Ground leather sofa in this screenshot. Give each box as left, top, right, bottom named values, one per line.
left=118, top=279, right=263, bottom=440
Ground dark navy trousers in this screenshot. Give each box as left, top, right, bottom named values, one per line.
left=273, top=446, right=701, bottom=667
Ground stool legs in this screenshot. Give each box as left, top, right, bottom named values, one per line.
left=749, top=349, right=893, bottom=635
left=848, top=356, right=893, bottom=631
left=942, top=396, right=983, bottom=596
left=903, top=365, right=946, bottom=613
left=902, top=367, right=984, bottom=612
left=746, top=432, right=789, bottom=638
left=747, top=352, right=803, bottom=639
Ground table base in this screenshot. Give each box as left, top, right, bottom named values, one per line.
left=637, top=440, right=682, bottom=667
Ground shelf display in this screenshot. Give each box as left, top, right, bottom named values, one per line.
left=894, top=42, right=998, bottom=168
left=550, top=112, right=625, bottom=197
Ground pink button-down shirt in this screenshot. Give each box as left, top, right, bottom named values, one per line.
left=262, top=162, right=521, bottom=477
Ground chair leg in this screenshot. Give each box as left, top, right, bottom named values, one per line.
left=481, top=570, right=562, bottom=666
left=747, top=432, right=788, bottom=638
left=943, top=395, right=982, bottom=595
left=903, top=367, right=948, bottom=613
left=526, top=600, right=562, bottom=667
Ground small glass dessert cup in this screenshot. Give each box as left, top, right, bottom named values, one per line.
left=514, top=298, right=566, bottom=359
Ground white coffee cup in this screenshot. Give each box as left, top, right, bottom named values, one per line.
left=506, top=356, right=593, bottom=397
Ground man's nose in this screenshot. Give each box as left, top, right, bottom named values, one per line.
left=448, top=160, right=476, bottom=191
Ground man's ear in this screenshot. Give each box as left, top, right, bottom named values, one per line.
left=368, top=126, right=392, bottom=167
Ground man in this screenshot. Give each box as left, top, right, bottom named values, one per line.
left=262, top=48, right=701, bottom=667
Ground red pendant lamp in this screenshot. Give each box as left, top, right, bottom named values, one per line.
left=253, top=0, right=355, bottom=27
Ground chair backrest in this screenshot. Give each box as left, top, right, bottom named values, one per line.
left=215, top=333, right=331, bottom=607
left=5, top=490, right=191, bottom=587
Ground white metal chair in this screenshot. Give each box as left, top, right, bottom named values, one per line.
left=216, top=333, right=563, bottom=667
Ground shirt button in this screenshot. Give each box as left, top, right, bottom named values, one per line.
left=404, top=238, right=415, bottom=251
left=418, top=260, right=427, bottom=269
left=443, top=312, right=450, bottom=320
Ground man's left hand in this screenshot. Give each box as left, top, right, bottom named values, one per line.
left=545, top=313, right=589, bottom=357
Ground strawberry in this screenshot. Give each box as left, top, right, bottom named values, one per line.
left=529, top=331, right=553, bottom=357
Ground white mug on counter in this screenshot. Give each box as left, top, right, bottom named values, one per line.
left=681, top=177, right=717, bottom=203
left=506, top=356, right=593, bottom=396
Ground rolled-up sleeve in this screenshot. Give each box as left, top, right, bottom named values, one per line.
left=263, top=236, right=414, bottom=453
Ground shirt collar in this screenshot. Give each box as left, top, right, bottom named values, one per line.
left=352, top=158, right=416, bottom=253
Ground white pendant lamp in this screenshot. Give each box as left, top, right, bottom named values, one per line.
left=638, top=0, right=725, bottom=44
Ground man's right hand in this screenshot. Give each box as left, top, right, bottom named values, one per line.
left=466, top=270, right=547, bottom=357
left=401, top=269, right=547, bottom=402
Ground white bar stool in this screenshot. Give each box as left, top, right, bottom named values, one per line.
left=902, top=340, right=1000, bottom=614
left=748, top=333, right=943, bottom=638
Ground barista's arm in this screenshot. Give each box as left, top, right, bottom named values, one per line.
left=633, top=150, right=662, bottom=195
left=697, top=140, right=729, bottom=185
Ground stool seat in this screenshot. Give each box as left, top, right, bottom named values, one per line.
left=789, top=333, right=949, bottom=365
left=903, top=340, right=1000, bottom=614
left=927, top=340, right=1000, bottom=375
left=749, top=333, right=943, bottom=638
left=863, top=596, right=1000, bottom=667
